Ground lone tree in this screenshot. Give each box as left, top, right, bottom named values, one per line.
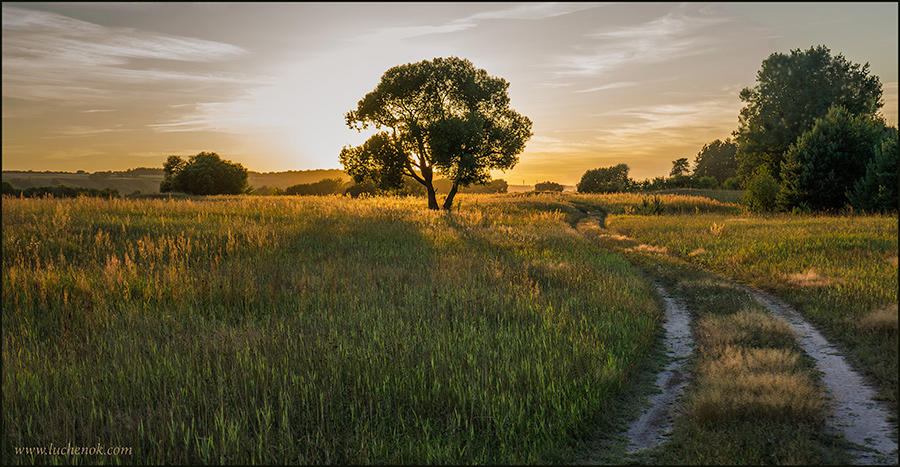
left=160, top=151, right=249, bottom=195
left=734, top=45, right=883, bottom=182
left=340, top=57, right=533, bottom=210
left=577, top=163, right=631, bottom=193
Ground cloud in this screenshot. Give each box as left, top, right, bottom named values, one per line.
left=1, top=5, right=259, bottom=103
left=574, top=81, right=640, bottom=93
left=354, top=2, right=604, bottom=42
left=552, top=6, right=732, bottom=77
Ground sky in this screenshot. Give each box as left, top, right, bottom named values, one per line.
left=2, top=2, right=898, bottom=185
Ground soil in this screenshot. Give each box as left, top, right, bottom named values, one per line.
left=623, top=284, right=694, bottom=454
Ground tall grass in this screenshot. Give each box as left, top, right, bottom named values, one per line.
left=2, top=194, right=660, bottom=464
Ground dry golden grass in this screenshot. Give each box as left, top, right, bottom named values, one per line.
left=697, top=308, right=797, bottom=350
left=691, top=370, right=824, bottom=425
left=785, top=268, right=835, bottom=287
left=626, top=244, right=668, bottom=255
left=858, top=304, right=899, bottom=335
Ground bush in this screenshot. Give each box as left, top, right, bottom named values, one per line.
left=742, top=170, right=782, bottom=212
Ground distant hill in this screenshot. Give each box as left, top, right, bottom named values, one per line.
left=2, top=168, right=349, bottom=194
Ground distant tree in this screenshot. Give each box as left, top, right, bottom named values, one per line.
left=734, top=45, right=883, bottom=181
left=534, top=181, right=564, bottom=192
left=339, top=56, right=533, bottom=210
left=466, top=178, right=508, bottom=194
left=847, top=127, right=898, bottom=213
left=285, top=178, right=345, bottom=196
left=577, top=164, right=631, bottom=193
left=670, top=158, right=690, bottom=177
left=160, top=152, right=249, bottom=195
left=777, top=105, right=886, bottom=211
left=693, top=139, right=738, bottom=184
left=2, top=181, right=21, bottom=196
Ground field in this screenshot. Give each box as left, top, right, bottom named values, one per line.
left=2, top=192, right=897, bottom=464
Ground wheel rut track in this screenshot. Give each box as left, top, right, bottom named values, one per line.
left=569, top=208, right=897, bottom=464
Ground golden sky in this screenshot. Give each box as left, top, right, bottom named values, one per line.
left=3, top=2, right=898, bottom=185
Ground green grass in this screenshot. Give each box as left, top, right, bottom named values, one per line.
left=2, top=194, right=661, bottom=464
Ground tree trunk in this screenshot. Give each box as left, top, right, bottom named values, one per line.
left=426, top=185, right=440, bottom=210
left=442, top=181, right=459, bottom=211
left=420, top=166, right=440, bottom=210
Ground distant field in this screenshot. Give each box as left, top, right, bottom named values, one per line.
left=1, top=169, right=349, bottom=194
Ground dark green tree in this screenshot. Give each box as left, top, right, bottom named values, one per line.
left=340, top=57, right=533, bottom=210
left=160, top=152, right=249, bottom=195
left=777, top=106, right=886, bottom=211
left=534, top=181, right=564, bottom=192
left=734, top=45, right=883, bottom=181
left=693, top=138, right=738, bottom=184
left=669, top=158, right=690, bottom=177
left=847, top=127, right=898, bottom=213
left=577, top=164, right=631, bottom=193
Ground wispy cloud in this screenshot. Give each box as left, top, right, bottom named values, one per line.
left=552, top=6, right=732, bottom=77
left=354, top=2, right=604, bottom=42
left=1, top=5, right=259, bottom=103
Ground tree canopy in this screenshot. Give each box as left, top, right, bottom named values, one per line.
left=734, top=45, right=883, bottom=181
left=339, top=57, right=532, bottom=210
left=160, top=152, right=250, bottom=195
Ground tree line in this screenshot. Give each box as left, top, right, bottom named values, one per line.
left=577, top=45, right=897, bottom=214
left=152, top=47, right=895, bottom=213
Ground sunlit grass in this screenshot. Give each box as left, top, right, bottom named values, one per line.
left=2, top=194, right=660, bottom=464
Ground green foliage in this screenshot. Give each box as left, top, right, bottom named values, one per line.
left=160, top=152, right=250, bottom=196
left=694, top=138, right=738, bottom=183
left=534, top=181, right=564, bottom=192
left=778, top=106, right=886, bottom=212
left=577, top=164, right=631, bottom=193
left=340, top=56, right=532, bottom=210
left=734, top=45, right=883, bottom=181
left=284, top=178, right=345, bottom=196
left=742, top=169, right=782, bottom=212
left=848, top=128, right=899, bottom=213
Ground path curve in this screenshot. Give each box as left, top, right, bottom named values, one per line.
left=749, top=288, right=898, bottom=465
left=623, top=284, right=694, bottom=454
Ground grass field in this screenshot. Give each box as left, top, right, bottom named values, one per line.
left=3, top=191, right=896, bottom=464
left=2, top=194, right=661, bottom=464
